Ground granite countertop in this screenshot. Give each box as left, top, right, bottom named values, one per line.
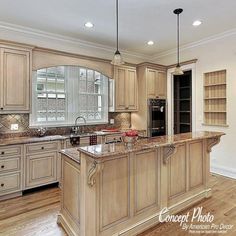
left=0, top=135, right=66, bottom=146
left=0, top=130, right=146, bottom=146
left=78, top=131, right=225, bottom=162
left=60, top=148, right=81, bottom=164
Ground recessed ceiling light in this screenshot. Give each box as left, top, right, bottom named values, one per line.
left=147, top=41, right=154, bottom=45
left=85, top=22, right=94, bottom=28
left=192, top=20, right=202, bottom=26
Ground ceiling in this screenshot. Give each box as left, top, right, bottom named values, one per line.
left=0, top=0, right=236, bottom=56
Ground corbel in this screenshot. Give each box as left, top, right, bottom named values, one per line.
left=87, top=161, right=103, bottom=187
left=163, top=144, right=176, bottom=164
left=207, top=137, right=221, bottom=153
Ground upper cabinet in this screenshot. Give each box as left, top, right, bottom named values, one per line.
left=147, top=68, right=167, bottom=99
left=113, top=65, right=138, bottom=111
left=0, top=43, right=32, bottom=113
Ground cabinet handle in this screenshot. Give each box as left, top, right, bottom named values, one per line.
left=1, top=151, right=4, bottom=155
left=1, top=183, right=4, bottom=187
left=1, top=165, right=4, bottom=169
left=41, top=147, right=44, bottom=150
left=0, top=108, right=3, bottom=110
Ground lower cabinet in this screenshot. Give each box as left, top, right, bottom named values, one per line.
left=25, top=152, right=58, bottom=189
left=24, top=141, right=59, bottom=190
left=0, top=145, right=23, bottom=198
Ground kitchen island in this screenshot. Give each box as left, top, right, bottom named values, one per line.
left=57, top=131, right=224, bottom=236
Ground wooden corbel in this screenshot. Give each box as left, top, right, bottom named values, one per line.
left=87, top=161, right=103, bottom=187
left=163, top=144, right=176, bottom=164
left=207, top=137, right=221, bottom=153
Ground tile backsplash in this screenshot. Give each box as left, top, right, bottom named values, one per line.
left=0, top=113, right=131, bottom=138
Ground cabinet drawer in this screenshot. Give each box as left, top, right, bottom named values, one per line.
left=105, top=134, right=122, bottom=143
left=26, top=141, right=58, bottom=154
left=0, top=145, right=22, bottom=157
left=0, top=172, right=21, bottom=195
left=25, top=152, right=57, bottom=188
left=0, top=157, right=21, bottom=173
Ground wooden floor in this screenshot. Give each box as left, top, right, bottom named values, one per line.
left=0, top=174, right=235, bottom=236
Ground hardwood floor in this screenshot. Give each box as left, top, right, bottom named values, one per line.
left=0, top=174, right=235, bottom=236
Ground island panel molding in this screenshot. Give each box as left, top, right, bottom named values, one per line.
left=58, top=131, right=224, bottom=236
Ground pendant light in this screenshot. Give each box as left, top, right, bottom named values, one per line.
left=173, top=8, right=184, bottom=75
left=111, top=0, right=124, bottom=65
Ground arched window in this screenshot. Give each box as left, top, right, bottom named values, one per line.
left=30, top=66, right=109, bottom=127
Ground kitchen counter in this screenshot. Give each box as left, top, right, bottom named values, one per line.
left=58, top=131, right=224, bottom=236
left=0, top=135, right=65, bottom=146
left=0, top=130, right=145, bottom=146
left=78, top=131, right=224, bottom=162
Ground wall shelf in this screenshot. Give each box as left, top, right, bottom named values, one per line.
left=203, top=70, right=227, bottom=126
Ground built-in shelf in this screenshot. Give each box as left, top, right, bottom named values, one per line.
left=174, top=70, right=192, bottom=134
left=204, top=83, right=226, bottom=87
left=204, top=97, right=226, bottom=100
left=203, top=70, right=227, bottom=126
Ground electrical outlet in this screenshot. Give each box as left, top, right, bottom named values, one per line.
left=110, top=119, right=115, bottom=124
left=11, top=124, right=19, bottom=131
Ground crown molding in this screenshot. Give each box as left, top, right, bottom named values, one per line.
left=1, top=20, right=236, bottom=63
left=151, top=27, right=236, bottom=61
left=0, top=21, right=150, bottom=62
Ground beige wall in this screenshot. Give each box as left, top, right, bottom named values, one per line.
left=155, top=33, right=236, bottom=179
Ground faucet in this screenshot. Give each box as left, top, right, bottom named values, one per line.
left=72, top=116, right=86, bottom=134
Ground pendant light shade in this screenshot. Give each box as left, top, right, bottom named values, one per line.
left=173, top=8, right=183, bottom=75
left=111, top=0, right=124, bottom=65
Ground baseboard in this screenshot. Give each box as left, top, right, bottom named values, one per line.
left=211, top=164, right=236, bottom=179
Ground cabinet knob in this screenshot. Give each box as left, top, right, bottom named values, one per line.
left=41, top=147, right=44, bottom=150
left=1, top=183, right=4, bottom=187
left=1, top=165, right=4, bottom=169
left=0, top=108, right=3, bottom=110
left=1, top=151, right=4, bottom=155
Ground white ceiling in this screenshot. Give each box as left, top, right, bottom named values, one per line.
left=0, top=0, right=236, bottom=56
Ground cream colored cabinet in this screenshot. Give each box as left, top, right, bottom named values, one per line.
left=0, top=44, right=32, bottom=113
left=114, top=66, right=138, bottom=111
left=0, top=145, right=23, bottom=199
left=147, top=68, right=166, bottom=99
left=131, top=64, right=167, bottom=133
left=25, top=141, right=59, bottom=189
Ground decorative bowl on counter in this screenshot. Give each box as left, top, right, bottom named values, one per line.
left=122, top=130, right=139, bottom=148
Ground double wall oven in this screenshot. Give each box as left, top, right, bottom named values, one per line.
left=147, top=99, right=166, bottom=137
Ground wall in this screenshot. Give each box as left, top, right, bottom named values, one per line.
left=155, top=33, right=236, bottom=179
left=0, top=113, right=131, bottom=138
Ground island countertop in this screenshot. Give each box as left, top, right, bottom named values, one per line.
left=78, top=131, right=225, bottom=162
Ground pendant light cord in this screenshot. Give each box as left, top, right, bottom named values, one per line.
left=177, top=12, right=180, bottom=66
left=116, top=0, right=119, bottom=52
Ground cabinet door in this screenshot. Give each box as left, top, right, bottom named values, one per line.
left=0, top=48, right=30, bottom=112
left=126, top=68, right=137, bottom=110
left=115, top=67, right=126, bottom=110
left=147, top=69, right=157, bottom=98
left=156, top=71, right=167, bottom=98
left=25, top=152, right=57, bottom=188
